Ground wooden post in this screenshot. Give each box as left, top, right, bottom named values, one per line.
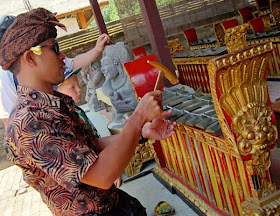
left=77, top=11, right=88, bottom=29
left=89, top=0, right=108, bottom=35
left=138, top=0, right=176, bottom=85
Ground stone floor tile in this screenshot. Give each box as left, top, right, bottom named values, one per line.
left=39, top=213, right=52, bottom=216
left=7, top=199, right=16, bottom=208
left=3, top=207, right=13, bottom=216
left=0, top=198, right=8, bottom=207
left=0, top=206, right=7, bottom=213
left=11, top=209, right=22, bottom=216
left=30, top=205, right=40, bottom=212
left=13, top=200, right=23, bottom=212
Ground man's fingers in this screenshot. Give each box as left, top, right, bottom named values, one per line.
left=162, top=131, right=175, bottom=140
left=102, top=33, right=110, bottom=43
left=155, top=94, right=162, bottom=104
left=147, top=90, right=162, bottom=97
left=98, top=34, right=110, bottom=44
left=158, top=109, right=173, bottom=119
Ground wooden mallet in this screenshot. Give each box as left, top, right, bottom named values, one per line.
left=147, top=60, right=179, bottom=90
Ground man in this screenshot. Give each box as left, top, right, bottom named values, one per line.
left=0, top=14, right=110, bottom=129
left=0, top=8, right=175, bottom=216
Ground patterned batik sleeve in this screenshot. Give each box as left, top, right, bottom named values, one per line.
left=19, top=114, right=99, bottom=192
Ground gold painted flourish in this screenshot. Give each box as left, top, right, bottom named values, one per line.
left=209, top=26, right=280, bottom=213
left=219, top=53, right=277, bottom=156
left=153, top=166, right=225, bottom=216
left=124, top=141, right=154, bottom=177
left=208, top=60, right=239, bottom=156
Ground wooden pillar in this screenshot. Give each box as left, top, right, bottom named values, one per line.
left=138, top=0, right=176, bottom=84
left=89, top=0, right=108, bottom=35
left=77, top=11, right=88, bottom=29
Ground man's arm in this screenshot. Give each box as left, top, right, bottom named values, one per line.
left=92, top=134, right=118, bottom=152
left=94, top=110, right=176, bottom=152
left=81, top=118, right=142, bottom=189
left=72, top=34, right=110, bottom=70
left=81, top=91, right=163, bottom=189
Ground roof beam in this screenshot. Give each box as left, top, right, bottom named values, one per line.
left=77, top=11, right=88, bottom=29
left=138, top=0, right=176, bottom=83
left=56, top=2, right=108, bottom=19
left=56, top=6, right=91, bottom=19
left=89, top=0, right=108, bottom=35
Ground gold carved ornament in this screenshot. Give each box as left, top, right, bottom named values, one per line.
left=271, top=0, right=280, bottom=27
left=216, top=51, right=277, bottom=157
left=168, top=38, right=183, bottom=55
left=214, top=22, right=226, bottom=46
left=124, top=141, right=154, bottom=177
left=209, top=21, right=279, bottom=202
left=224, top=24, right=249, bottom=53
left=208, top=38, right=280, bottom=214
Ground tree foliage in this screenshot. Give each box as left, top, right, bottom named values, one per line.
left=106, top=0, right=182, bottom=21
left=89, top=0, right=182, bottom=26
left=114, top=0, right=140, bottom=18
left=89, top=0, right=119, bottom=28
left=156, top=0, right=180, bottom=8
left=102, top=0, right=120, bottom=22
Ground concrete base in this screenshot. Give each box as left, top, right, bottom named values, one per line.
left=120, top=172, right=198, bottom=216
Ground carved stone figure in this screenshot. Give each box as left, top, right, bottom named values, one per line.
left=81, top=59, right=105, bottom=111
left=100, top=42, right=152, bottom=178
left=101, top=42, right=138, bottom=119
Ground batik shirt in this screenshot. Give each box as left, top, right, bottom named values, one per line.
left=5, top=86, right=118, bottom=216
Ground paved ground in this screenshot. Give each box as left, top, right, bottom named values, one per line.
left=0, top=165, right=52, bottom=216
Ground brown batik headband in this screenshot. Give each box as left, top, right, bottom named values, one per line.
left=0, top=7, right=66, bottom=70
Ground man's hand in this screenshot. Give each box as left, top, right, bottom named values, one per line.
left=72, top=34, right=110, bottom=70
left=95, top=33, right=110, bottom=53
left=142, top=109, right=176, bottom=140
left=129, top=90, right=163, bottom=127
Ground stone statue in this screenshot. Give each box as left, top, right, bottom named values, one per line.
left=101, top=42, right=138, bottom=119
left=101, top=42, right=154, bottom=178
left=81, top=59, right=105, bottom=112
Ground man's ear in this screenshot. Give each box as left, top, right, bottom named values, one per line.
left=22, top=50, right=37, bottom=67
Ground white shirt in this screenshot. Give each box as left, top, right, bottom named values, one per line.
left=0, top=57, right=73, bottom=119
left=0, top=68, right=17, bottom=119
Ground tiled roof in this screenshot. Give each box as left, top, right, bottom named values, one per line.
left=0, top=0, right=106, bottom=18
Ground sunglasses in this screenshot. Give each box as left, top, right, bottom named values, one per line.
left=30, top=40, right=60, bottom=56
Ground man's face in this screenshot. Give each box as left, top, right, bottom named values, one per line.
left=35, top=38, right=66, bottom=86
left=57, top=75, right=81, bottom=103
left=101, top=56, right=119, bottom=80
